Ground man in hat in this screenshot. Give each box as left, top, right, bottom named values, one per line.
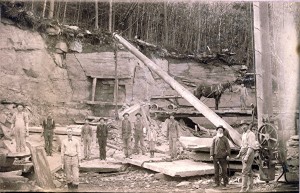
left=210, top=125, right=231, bottom=187
left=96, top=118, right=108, bottom=160
left=11, top=104, right=29, bottom=153
left=81, top=119, right=93, bottom=160
left=166, top=113, right=179, bottom=159
left=61, top=127, right=80, bottom=190
left=122, top=113, right=132, bottom=158
left=133, top=112, right=146, bottom=155
left=235, top=120, right=256, bottom=192
left=41, top=113, right=55, bottom=156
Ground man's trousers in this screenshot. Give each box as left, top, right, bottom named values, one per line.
left=64, top=155, right=79, bottom=185
left=213, top=157, right=228, bottom=185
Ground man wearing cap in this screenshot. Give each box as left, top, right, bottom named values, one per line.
left=61, top=127, right=80, bottom=189
left=81, top=119, right=93, bottom=160
left=166, top=113, right=179, bottom=159
left=133, top=112, right=146, bottom=155
left=41, top=113, right=55, bottom=156
left=210, top=125, right=231, bottom=187
left=235, top=120, right=256, bottom=192
left=96, top=118, right=108, bottom=160
left=11, top=104, right=29, bottom=153
left=122, top=113, right=132, bottom=158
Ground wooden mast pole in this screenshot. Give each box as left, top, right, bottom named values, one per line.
left=113, top=33, right=242, bottom=146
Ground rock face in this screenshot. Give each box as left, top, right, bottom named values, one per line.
left=0, top=22, right=248, bottom=126
left=0, top=23, right=92, bottom=124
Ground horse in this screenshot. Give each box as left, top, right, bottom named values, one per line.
left=193, top=81, right=233, bottom=110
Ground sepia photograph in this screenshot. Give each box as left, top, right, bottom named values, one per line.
left=0, top=0, right=299, bottom=192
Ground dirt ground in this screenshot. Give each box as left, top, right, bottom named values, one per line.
left=50, top=165, right=298, bottom=193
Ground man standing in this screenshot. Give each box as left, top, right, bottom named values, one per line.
left=122, top=113, right=132, bottom=158
left=81, top=119, right=93, bottom=160
left=235, top=120, right=256, bottom=192
left=42, top=113, right=55, bottom=156
left=133, top=112, right=145, bottom=155
left=147, top=122, right=157, bottom=158
left=234, top=84, right=248, bottom=110
left=166, top=113, right=179, bottom=159
left=96, top=118, right=108, bottom=160
left=210, top=125, right=231, bottom=187
left=61, top=127, right=80, bottom=190
left=11, top=104, right=29, bottom=153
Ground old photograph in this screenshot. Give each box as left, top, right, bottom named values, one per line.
left=0, top=0, right=299, bottom=192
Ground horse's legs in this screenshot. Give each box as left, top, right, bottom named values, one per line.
left=215, top=96, right=220, bottom=110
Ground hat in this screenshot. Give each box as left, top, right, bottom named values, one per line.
left=169, top=112, right=175, bottom=117
left=123, top=113, right=129, bottom=117
left=252, top=141, right=261, bottom=150
left=99, top=117, right=105, bottom=121
left=135, top=112, right=142, bottom=117
left=216, top=125, right=225, bottom=131
left=240, top=120, right=249, bottom=125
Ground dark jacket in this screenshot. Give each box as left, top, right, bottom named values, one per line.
left=166, top=120, right=179, bottom=138
left=42, top=118, right=55, bottom=131
left=122, top=119, right=132, bottom=139
left=210, top=135, right=231, bottom=159
left=134, top=119, right=144, bottom=134
left=96, top=124, right=108, bottom=138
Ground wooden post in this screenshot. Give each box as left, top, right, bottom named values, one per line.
left=113, top=33, right=242, bottom=146
left=114, top=43, right=119, bottom=120
left=253, top=2, right=273, bottom=128
left=140, top=105, right=150, bottom=132
left=91, top=78, right=97, bottom=102
left=26, top=142, right=55, bottom=189
left=109, top=0, right=112, bottom=33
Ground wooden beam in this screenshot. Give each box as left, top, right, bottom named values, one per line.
left=86, top=101, right=123, bottom=106
left=91, top=77, right=97, bottom=102
left=113, top=33, right=242, bottom=146
left=26, top=142, right=55, bottom=189
left=89, top=75, right=131, bottom=79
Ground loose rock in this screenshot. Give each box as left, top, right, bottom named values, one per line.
left=176, top=181, right=190, bottom=187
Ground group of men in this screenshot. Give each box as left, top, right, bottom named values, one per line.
left=9, top=103, right=260, bottom=192
left=210, top=121, right=260, bottom=192
left=121, top=112, right=179, bottom=159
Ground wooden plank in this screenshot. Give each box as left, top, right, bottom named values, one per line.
left=151, top=95, right=183, bottom=99
left=89, top=75, right=131, bottom=79
left=91, top=77, right=97, bottom=102
left=47, top=153, right=62, bottom=173
left=79, top=159, right=123, bottom=173
left=143, top=159, right=215, bottom=177
left=113, top=152, right=168, bottom=166
left=26, top=142, right=55, bottom=189
left=188, top=151, right=240, bottom=162
left=86, top=101, right=124, bottom=106
left=118, top=104, right=140, bottom=117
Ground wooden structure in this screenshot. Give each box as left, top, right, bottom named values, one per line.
left=113, top=33, right=242, bottom=146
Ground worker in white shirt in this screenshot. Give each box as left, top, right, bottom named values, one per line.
left=235, top=120, right=256, bottom=192
left=61, top=127, right=80, bottom=190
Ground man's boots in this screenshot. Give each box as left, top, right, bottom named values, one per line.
left=240, top=176, right=248, bottom=192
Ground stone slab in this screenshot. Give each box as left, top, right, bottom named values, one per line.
left=79, top=159, right=123, bottom=173
left=179, top=137, right=239, bottom=152
left=113, top=152, right=168, bottom=166
left=47, top=153, right=62, bottom=173
left=3, top=140, right=31, bottom=156
left=143, top=159, right=215, bottom=177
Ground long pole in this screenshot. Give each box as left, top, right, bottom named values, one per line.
left=113, top=33, right=242, bottom=146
